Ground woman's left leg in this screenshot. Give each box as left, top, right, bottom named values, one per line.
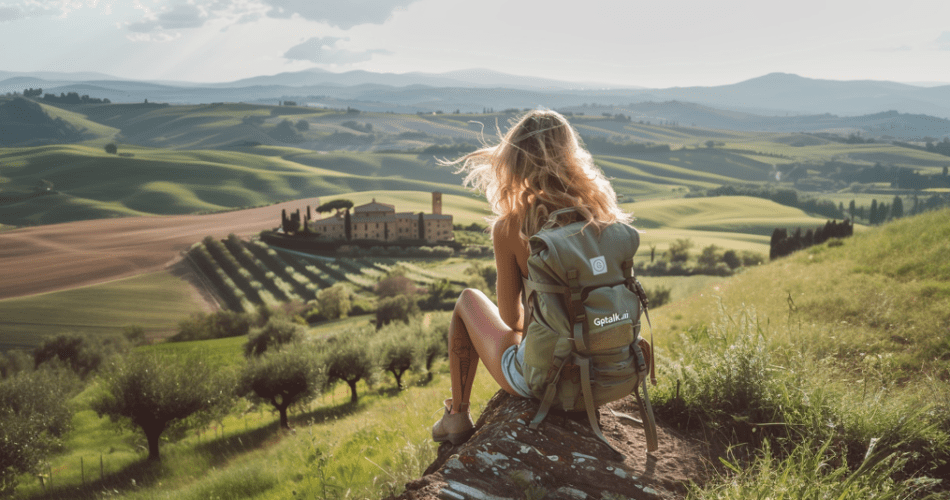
left=433, top=288, right=521, bottom=445
left=448, top=288, right=522, bottom=413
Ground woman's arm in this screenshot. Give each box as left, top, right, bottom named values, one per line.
left=492, top=220, right=525, bottom=333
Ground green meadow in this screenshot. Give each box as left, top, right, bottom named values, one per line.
left=10, top=209, right=948, bottom=500
left=4, top=101, right=948, bottom=229
left=0, top=272, right=205, bottom=350
left=3, top=100, right=950, bottom=498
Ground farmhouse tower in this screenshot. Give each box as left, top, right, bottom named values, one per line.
left=432, top=192, right=442, bottom=215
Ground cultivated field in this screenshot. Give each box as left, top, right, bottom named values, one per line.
left=0, top=198, right=316, bottom=300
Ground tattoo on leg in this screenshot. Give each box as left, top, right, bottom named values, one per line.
left=453, top=339, right=474, bottom=400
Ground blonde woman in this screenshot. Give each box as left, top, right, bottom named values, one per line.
left=432, top=109, right=631, bottom=445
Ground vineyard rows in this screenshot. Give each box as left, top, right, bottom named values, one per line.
left=186, top=236, right=462, bottom=312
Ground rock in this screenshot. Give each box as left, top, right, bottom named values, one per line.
left=391, top=390, right=711, bottom=499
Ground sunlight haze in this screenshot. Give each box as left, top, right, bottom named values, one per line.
left=2, top=0, right=949, bottom=87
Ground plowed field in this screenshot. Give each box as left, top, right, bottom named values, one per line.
left=0, top=199, right=319, bottom=300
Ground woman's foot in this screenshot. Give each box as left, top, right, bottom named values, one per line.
left=432, top=399, right=474, bottom=445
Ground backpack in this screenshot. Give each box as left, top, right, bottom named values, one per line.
left=519, top=207, right=658, bottom=454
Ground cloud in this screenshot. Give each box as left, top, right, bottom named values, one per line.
left=128, top=2, right=206, bottom=33
left=0, top=4, right=55, bottom=22
left=938, top=31, right=950, bottom=50
left=283, top=36, right=392, bottom=64
left=127, top=31, right=183, bottom=42
left=263, top=0, right=418, bottom=28
left=872, top=45, right=913, bottom=52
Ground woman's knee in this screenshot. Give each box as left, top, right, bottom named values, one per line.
left=457, top=287, right=489, bottom=305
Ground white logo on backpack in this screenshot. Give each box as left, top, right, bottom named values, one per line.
left=590, top=256, right=607, bottom=275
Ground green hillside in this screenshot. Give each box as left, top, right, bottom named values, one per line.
left=624, top=196, right=836, bottom=255
left=0, top=271, right=207, bottom=350
left=654, top=207, right=950, bottom=369
left=4, top=100, right=946, bottom=229
left=8, top=210, right=947, bottom=500
left=642, top=209, right=950, bottom=497
left=0, top=144, right=471, bottom=226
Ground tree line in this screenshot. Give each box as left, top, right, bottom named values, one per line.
left=770, top=219, right=853, bottom=260
left=21, top=88, right=111, bottom=104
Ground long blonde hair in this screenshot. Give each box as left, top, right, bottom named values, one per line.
left=447, top=109, right=631, bottom=240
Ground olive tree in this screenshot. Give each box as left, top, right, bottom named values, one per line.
left=239, top=344, right=325, bottom=430
left=375, top=324, right=420, bottom=390
left=0, top=369, right=72, bottom=495
left=92, top=353, right=233, bottom=461
left=316, top=283, right=353, bottom=320
left=323, top=328, right=377, bottom=403
left=243, top=317, right=305, bottom=357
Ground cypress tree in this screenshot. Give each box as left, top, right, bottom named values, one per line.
left=892, top=196, right=904, bottom=219
left=344, top=209, right=352, bottom=240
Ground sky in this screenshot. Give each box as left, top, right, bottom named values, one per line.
left=2, top=0, right=950, bottom=88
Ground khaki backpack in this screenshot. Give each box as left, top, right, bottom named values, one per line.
left=519, top=208, right=658, bottom=454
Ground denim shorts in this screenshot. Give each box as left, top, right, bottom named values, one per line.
left=501, top=342, right=534, bottom=398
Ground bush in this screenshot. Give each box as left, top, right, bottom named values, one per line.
left=316, top=283, right=353, bottom=320
left=375, top=272, right=420, bottom=299
left=0, top=350, right=31, bottom=379
left=33, top=332, right=129, bottom=378
left=376, top=294, right=420, bottom=329
left=244, top=317, right=306, bottom=357
left=0, top=369, right=73, bottom=495
left=170, top=311, right=255, bottom=342
left=645, top=285, right=672, bottom=308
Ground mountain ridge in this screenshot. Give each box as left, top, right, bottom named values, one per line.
left=2, top=70, right=949, bottom=119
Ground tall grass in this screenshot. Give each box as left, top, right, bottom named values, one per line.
left=650, top=210, right=950, bottom=497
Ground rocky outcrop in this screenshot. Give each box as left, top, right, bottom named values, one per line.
left=394, top=391, right=711, bottom=499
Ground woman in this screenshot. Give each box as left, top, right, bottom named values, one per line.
left=432, top=109, right=632, bottom=445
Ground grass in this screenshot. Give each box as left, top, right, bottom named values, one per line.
left=16, top=312, right=504, bottom=500
left=9, top=103, right=944, bottom=229
left=646, top=208, right=950, bottom=497
left=0, top=271, right=209, bottom=350
left=8, top=208, right=950, bottom=498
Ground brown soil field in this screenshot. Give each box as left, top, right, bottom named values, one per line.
left=0, top=199, right=320, bottom=300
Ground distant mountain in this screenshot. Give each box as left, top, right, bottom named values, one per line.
left=646, top=73, right=950, bottom=117
left=212, top=67, right=622, bottom=91
left=1, top=70, right=949, bottom=125
left=563, top=101, right=950, bottom=140
left=0, top=70, right=120, bottom=82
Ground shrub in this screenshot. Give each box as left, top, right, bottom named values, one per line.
left=171, top=311, right=255, bottom=342
left=316, top=283, right=353, bottom=320
left=244, top=317, right=306, bottom=357
left=0, top=369, right=73, bottom=495
left=645, top=285, right=672, bottom=308
left=375, top=273, right=420, bottom=299
left=376, top=294, right=420, bottom=329
left=33, top=332, right=129, bottom=378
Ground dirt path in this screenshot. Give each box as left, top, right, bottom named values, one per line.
left=0, top=199, right=320, bottom=300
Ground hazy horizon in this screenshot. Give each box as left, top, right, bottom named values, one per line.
left=2, top=0, right=950, bottom=89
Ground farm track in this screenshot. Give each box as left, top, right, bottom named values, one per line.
left=0, top=199, right=320, bottom=300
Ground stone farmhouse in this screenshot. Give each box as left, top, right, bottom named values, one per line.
left=311, top=192, right=453, bottom=244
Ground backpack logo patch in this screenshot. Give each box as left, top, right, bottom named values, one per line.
left=590, top=256, right=607, bottom=275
